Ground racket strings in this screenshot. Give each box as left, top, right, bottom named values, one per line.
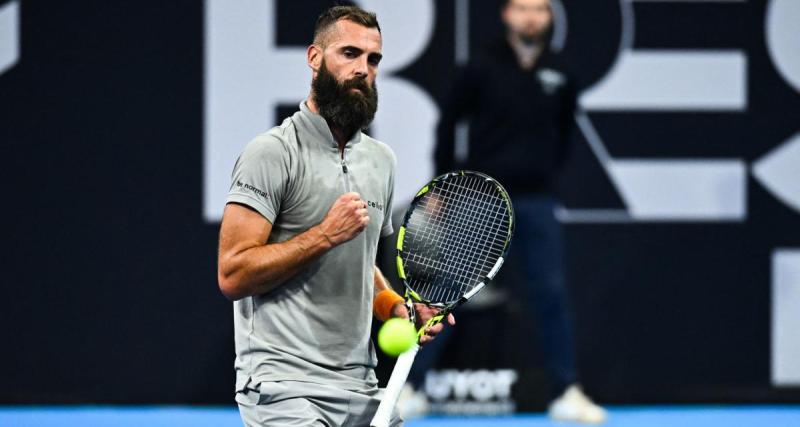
left=408, top=191, right=505, bottom=301
left=409, top=178, right=509, bottom=249
left=420, top=180, right=507, bottom=294
left=436, top=179, right=508, bottom=274
left=402, top=175, right=511, bottom=303
left=411, top=187, right=509, bottom=242
left=407, top=200, right=507, bottom=278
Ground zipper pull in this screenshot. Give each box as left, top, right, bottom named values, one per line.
left=341, top=159, right=351, bottom=193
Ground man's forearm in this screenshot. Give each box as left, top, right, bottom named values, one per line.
left=373, top=266, right=407, bottom=319
left=219, top=225, right=333, bottom=300
left=373, top=265, right=392, bottom=293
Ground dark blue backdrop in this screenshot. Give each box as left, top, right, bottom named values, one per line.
left=1, top=0, right=799, bottom=407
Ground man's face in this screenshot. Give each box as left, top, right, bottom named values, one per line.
left=309, top=19, right=382, bottom=137
left=502, top=0, right=553, bottom=43
left=315, top=19, right=382, bottom=94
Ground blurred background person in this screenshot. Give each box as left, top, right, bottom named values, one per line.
left=400, top=0, right=607, bottom=423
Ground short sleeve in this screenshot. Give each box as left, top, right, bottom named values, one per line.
left=226, top=135, right=289, bottom=224
left=381, top=151, right=396, bottom=237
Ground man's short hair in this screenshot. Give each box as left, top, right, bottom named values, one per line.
left=501, top=0, right=552, bottom=8
left=313, top=5, right=381, bottom=47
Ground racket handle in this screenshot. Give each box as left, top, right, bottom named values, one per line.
left=370, top=343, right=420, bottom=427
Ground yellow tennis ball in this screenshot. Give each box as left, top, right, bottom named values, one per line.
left=378, top=318, right=417, bottom=357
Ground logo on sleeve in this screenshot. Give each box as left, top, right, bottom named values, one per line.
left=236, top=180, right=270, bottom=200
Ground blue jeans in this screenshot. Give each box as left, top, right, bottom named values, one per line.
left=407, top=195, right=577, bottom=398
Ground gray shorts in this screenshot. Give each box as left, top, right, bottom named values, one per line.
left=236, top=380, right=403, bottom=427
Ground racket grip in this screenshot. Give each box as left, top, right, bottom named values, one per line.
left=370, top=343, right=420, bottom=427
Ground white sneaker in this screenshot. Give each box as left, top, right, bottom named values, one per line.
left=548, top=384, right=608, bottom=424
left=396, top=384, right=430, bottom=421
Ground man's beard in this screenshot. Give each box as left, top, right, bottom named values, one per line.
left=312, top=61, right=379, bottom=140
left=518, top=22, right=552, bottom=46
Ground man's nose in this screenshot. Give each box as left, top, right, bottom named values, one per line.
left=353, top=56, right=369, bottom=77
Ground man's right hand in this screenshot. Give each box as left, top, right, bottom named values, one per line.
left=318, top=192, right=370, bottom=246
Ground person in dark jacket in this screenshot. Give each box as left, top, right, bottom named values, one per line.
left=400, top=0, right=607, bottom=423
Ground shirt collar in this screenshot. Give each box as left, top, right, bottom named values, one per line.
left=296, top=101, right=362, bottom=150
left=507, top=35, right=542, bottom=70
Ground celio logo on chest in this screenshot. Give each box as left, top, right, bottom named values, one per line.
left=367, top=200, right=384, bottom=211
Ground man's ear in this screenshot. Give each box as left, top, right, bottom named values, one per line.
left=307, top=44, right=322, bottom=72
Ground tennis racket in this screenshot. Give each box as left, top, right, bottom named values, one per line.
left=370, top=170, right=515, bottom=427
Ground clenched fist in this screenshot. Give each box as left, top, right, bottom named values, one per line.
left=318, top=192, right=370, bottom=246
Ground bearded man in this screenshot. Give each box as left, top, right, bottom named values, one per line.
left=217, top=6, right=451, bottom=426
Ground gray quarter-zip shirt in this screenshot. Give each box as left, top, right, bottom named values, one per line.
left=226, top=102, right=396, bottom=393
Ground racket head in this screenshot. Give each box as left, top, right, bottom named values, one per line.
left=395, top=171, right=515, bottom=306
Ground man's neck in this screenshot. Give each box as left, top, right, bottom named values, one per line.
left=329, top=126, right=349, bottom=153
left=508, top=34, right=543, bottom=70
left=306, top=97, right=349, bottom=154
